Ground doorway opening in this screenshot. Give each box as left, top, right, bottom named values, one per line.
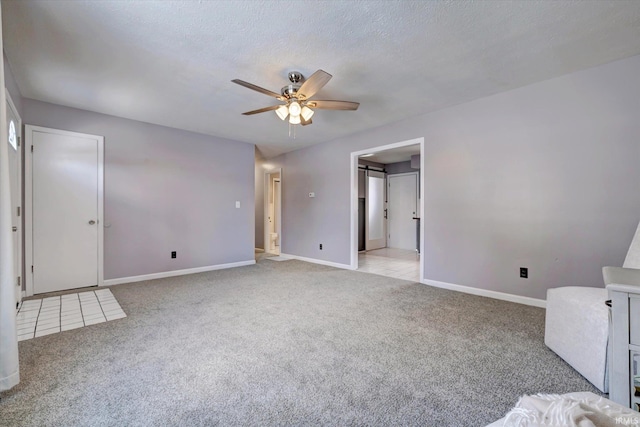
left=264, top=168, right=282, bottom=256
left=350, top=138, right=425, bottom=282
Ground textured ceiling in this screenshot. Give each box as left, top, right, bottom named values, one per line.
left=3, top=1, right=640, bottom=158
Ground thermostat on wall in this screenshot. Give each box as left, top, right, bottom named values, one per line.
left=309, top=192, right=315, bottom=198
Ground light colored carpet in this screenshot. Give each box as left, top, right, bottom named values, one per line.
left=0, top=259, right=599, bottom=426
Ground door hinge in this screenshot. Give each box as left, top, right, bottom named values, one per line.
left=17, top=206, right=20, bottom=217
left=17, top=276, right=21, bottom=287
left=31, top=265, right=34, bottom=273
left=17, top=136, right=21, bottom=147
left=31, top=145, right=34, bottom=152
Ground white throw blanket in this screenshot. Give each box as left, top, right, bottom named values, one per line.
left=502, top=392, right=639, bottom=427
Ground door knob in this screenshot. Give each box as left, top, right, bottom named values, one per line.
left=88, top=220, right=96, bottom=225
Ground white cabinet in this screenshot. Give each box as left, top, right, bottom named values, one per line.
left=608, top=283, right=640, bottom=410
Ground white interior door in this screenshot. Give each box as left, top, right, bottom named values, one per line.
left=6, top=97, right=21, bottom=307
left=387, top=173, right=418, bottom=250
left=366, top=170, right=386, bottom=250
left=28, top=126, right=103, bottom=294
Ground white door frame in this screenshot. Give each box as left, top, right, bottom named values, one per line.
left=350, top=137, right=425, bottom=281
left=263, top=167, right=282, bottom=255
left=6, top=90, right=22, bottom=303
left=24, top=125, right=105, bottom=296
left=387, top=171, right=419, bottom=250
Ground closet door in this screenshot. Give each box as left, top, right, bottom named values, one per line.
left=27, top=126, right=104, bottom=295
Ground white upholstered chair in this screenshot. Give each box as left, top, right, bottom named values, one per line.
left=545, top=221, right=640, bottom=393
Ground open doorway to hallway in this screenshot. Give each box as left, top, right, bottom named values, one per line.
left=351, top=139, right=424, bottom=283
left=264, top=169, right=282, bottom=256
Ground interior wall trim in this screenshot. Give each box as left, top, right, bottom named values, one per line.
left=102, top=260, right=256, bottom=286
left=421, top=278, right=546, bottom=308
left=279, top=253, right=354, bottom=270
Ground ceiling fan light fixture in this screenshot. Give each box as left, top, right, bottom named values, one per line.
left=232, top=69, right=358, bottom=133
left=301, top=106, right=314, bottom=121
left=275, top=105, right=289, bottom=120
left=289, top=114, right=301, bottom=125
left=288, top=101, right=301, bottom=117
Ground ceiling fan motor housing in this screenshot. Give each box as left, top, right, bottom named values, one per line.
left=282, top=71, right=305, bottom=99
left=281, top=84, right=301, bottom=99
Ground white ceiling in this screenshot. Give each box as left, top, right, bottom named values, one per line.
left=4, top=1, right=640, bottom=158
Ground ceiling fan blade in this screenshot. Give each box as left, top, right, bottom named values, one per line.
left=298, top=70, right=332, bottom=99
left=232, top=79, right=284, bottom=100
left=301, top=116, right=312, bottom=126
left=306, top=100, right=359, bottom=110
left=242, top=105, right=281, bottom=115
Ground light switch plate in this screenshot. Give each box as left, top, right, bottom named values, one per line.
left=235, top=201, right=240, bottom=208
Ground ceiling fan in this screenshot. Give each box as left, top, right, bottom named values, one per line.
left=231, top=70, right=359, bottom=126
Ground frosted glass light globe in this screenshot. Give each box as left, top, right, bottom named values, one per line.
left=288, top=101, right=301, bottom=117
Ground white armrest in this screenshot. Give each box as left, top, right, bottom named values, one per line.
left=602, top=266, right=640, bottom=287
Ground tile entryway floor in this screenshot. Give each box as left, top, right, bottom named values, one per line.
left=17, top=289, right=126, bottom=341
left=357, top=248, right=420, bottom=282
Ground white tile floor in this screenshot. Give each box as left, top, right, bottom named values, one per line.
left=265, top=255, right=291, bottom=262
left=357, top=247, right=420, bottom=282
left=16, top=289, right=126, bottom=341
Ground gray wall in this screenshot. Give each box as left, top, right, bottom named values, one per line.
left=23, top=99, right=255, bottom=280
left=386, top=160, right=415, bottom=175
left=254, top=148, right=265, bottom=250
left=273, top=54, right=640, bottom=300
left=3, top=51, right=22, bottom=115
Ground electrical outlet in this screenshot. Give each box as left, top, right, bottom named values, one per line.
left=171, top=251, right=177, bottom=259
left=319, top=244, right=323, bottom=250
left=520, top=267, right=528, bottom=278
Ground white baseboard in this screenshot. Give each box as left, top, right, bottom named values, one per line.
left=421, top=278, right=546, bottom=308
left=254, top=248, right=265, bottom=253
left=103, top=260, right=256, bottom=286
left=280, top=253, right=354, bottom=270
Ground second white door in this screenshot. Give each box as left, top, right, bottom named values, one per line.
left=387, top=173, right=418, bottom=250
left=28, top=126, right=103, bottom=294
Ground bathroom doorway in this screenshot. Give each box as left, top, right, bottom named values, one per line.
left=264, top=169, right=282, bottom=255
